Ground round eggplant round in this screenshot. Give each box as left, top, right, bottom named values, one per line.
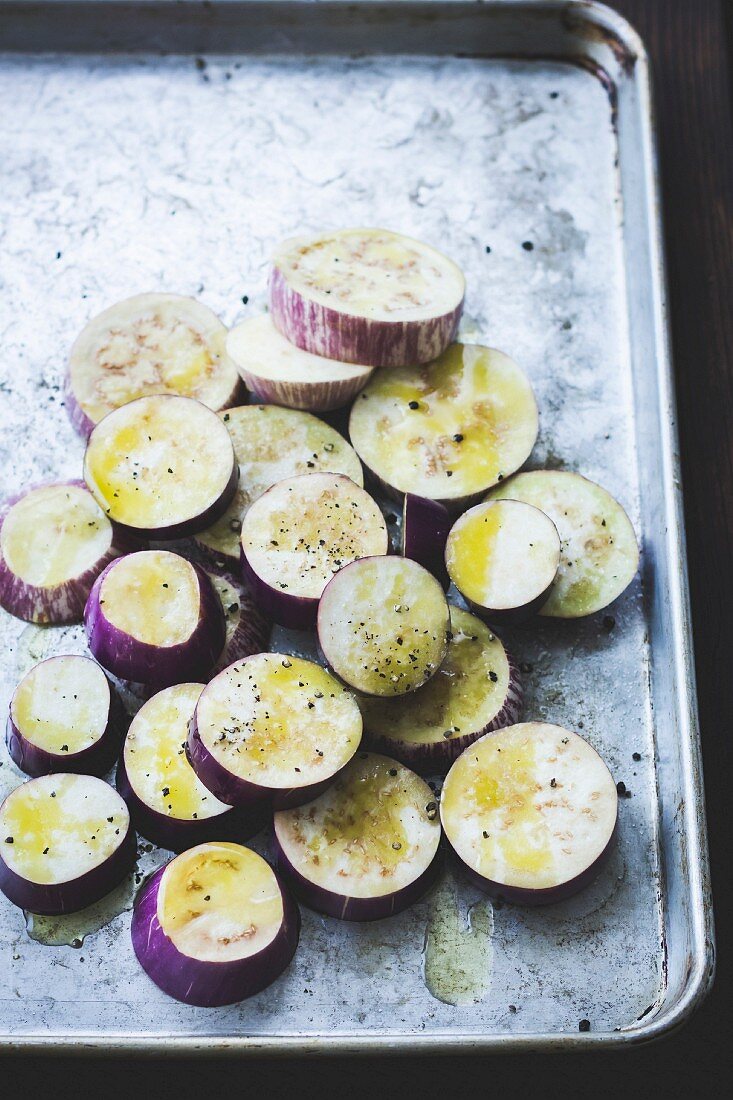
left=131, top=841, right=300, bottom=1006
left=441, top=723, right=618, bottom=905
left=360, top=606, right=522, bottom=773
left=269, top=227, right=465, bottom=368
left=240, top=472, right=388, bottom=630
left=401, top=493, right=451, bottom=590
left=117, top=683, right=266, bottom=852
left=84, top=550, right=226, bottom=689
left=227, top=314, right=374, bottom=412
left=486, top=470, right=639, bottom=617
left=445, top=499, right=561, bottom=624
left=0, top=773, right=136, bottom=915
left=348, top=343, right=538, bottom=510
left=193, top=404, right=364, bottom=568
left=7, top=654, right=128, bottom=778
left=273, top=752, right=442, bottom=921
left=0, top=480, right=137, bottom=624
left=66, top=293, right=243, bottom=439
left=317, top=555, right=450, bottom=697
left=203, top=565, right=271, bottom=674
left=189, top=653, right=362, bottom=810
left=83, top=394, right=238, bottom=540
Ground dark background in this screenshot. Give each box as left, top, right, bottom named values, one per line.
left=2, top=0, right=731, bottom=1093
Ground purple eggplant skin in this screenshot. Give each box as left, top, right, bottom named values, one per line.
left=269, top=265, right=463, bottom=369
left=5, top=662, right=130, bottom=779
left=354, top=456, right=488, bottom=519
left=187, top=697, right=349, bottom=812
left=239, top=544, right=317, bottom=631
left=205, top=564, right=272, bottom=673
left=237, top=366, right=370, bottom=415
left=115, top=755, right=269, bottom=854
left=363, top=650, right=524, bottom=775
left=84, top=557, right=226, bottom=689
left=272, top=827, right=443, bottom=922
left=457, top=581, right=558, bottom=629
left=131, top=861, right=301, bottom=1006
left=0, top=480, right=140, bottom=625
left=445, top=818, right=619, bottom=907
left=402, top=494, right=451, bottom=590
left=0, top=819, right=136, bottom=916
left=64, top=368, right=246, bottom=442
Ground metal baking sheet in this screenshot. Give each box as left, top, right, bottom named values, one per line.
left=0, top=0, right=714, bottom=1053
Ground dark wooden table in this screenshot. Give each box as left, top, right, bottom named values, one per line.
left=2, top=0, right=731, bottom=1091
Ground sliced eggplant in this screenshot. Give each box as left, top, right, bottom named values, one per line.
left=7, top=655, right=128, bottom=779
left=0, top=480, right=137, bottom=624
left=189, top=653, right=362, bottom=810
left=273, top=752, right=442, bottom=921
left=66, top=293, right=242, bottom=438
left=83, top=394, right=237, bottom=540
left=0, top=773, right=136, bottom=915
left=441, top=723, right=618, bottom=904
left=227, top=314, right=373, bottom=412
left=445, top=499, right=561, bottom=623
left=203, top=565, right=271, bottom=674
left=348, top=343, right=538, bottom=509
left=131, top=842, right=300, bottom=1006
left=360, top=607, right=522, bottom=773
left=401, top=493, right=451, bottom=590
left=194, top=404, right=364, bottom=568
left=84, top=550, right=225, bottom=689
left=486, top=471, right=639, bottom=617
left=269, top=227, right=465, bottom=368
left=240, top=472, right=388, bottom=629
left=117, top=683, right=265, bottom=852
left=317, top=556, right=450, bottom=697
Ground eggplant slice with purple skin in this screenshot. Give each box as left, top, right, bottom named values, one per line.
left=360, top=606, right=522, bottom=773
left=131, top=842, right=300, bottom=1006
left=441, top=723, right=618, bottom=905
left=485, top=470, right=640, bottom=618
left=0, top=773, right=136, bottom=915
left=83, top=393, right=238, bottom=541
left=240, top=472, right=388, bottom=630
left=269, top=227, right=465, bottom=368
left=273, top=752, right=442, bottom=921
left=7, top=655, right=128, bottom=779
left=188, top=653, right=362, bottom=810
left=84, top=550, right=226, bottom=689
left=0, top=480, right=138, bottom=624
left=317, top=555, right=450, bottom=697
left=227, top=314, right=374, bottom=412
left=445, top=498, right=561, bottom=624
left=65, top=293, right=243, bottom=439
left=401, top=493, right=451, bottom=590
left=348, top=343, right=538, bottom=511
left=203, top=564, right=271, bottom=674
left=116, top=683, right=267, bottom=853
left=194, top=404, right=364, bottom=569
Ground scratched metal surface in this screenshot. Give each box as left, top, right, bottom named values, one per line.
left=0, top=1, right=713, bottom=1052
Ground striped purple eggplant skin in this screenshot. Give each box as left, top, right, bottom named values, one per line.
left=402, top=494, right=451, bottom=590
left=6, top=655, right=129, bottom=779
left=0, top=775, right=137, bottom=915
left=84, top=552, right=226, bottom=689
left=115, top=754, right=268, bottom=854
left=269, top=264, right=463, bottom=369
left=131, top=844, right=300, bottom=1007
left=272, top=829, right=443, bottom=922
left=203, top=564, right=272, bottom=674
left=360, top=608, right=523, bottom=774
left=0, top=481, right=139, bottom=625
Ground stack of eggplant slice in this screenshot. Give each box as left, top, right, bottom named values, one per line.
left=0, top=228, right=639, bottom=1007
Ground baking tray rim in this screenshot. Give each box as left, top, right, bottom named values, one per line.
left=0, top=0, right=715, bottom=1053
